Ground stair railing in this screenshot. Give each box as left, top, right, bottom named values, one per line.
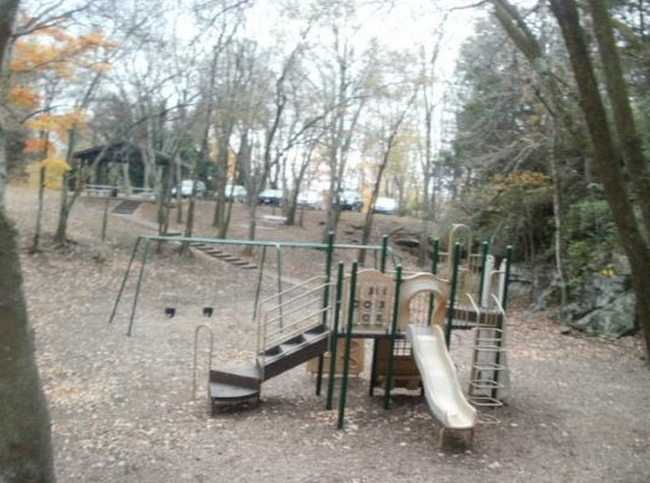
left=256, top=276, right=334, bottom=371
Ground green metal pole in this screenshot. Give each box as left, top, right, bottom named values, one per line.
left=380, top=235, right=389, bottom=273
left=478, top=241, right=489, bottom=307
left=126, top=239, right=151, bottom=337
left=445, top=243, right=461, bottom=348
left=316, top=232, right=336, bottom=396
left=252, top=245, right=267, bottom=323
left=326, top=262, right=345, bottom=410
left=431, top=238, right=440, bottom=275
left=427, top=238, right=440, bottom=323
left=276, top=245, right=283, bottom=327
left=338, top=261, right=358, bottom=429
left=108, top=236, right=142, bottom=324
left=383, top=265, right=402, bottom=410
left=502, top=245, right=513, bottom=310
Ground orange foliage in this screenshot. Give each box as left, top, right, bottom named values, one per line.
left=78, top=29, right=119, bottom=50
left=493, top=170, right=550, bottom=189
left=24, top=137, right=54, bottom=154
left=11, top=25, right=116, bottom=75
left=89, top=62, right=112, bottom=74
left=8, top=84, right=41, bottom=108
left=25, top=114, right=56, bottom=131
left=26, top=111, right=87, bottom=144
left=9, top=11, right=117, bottom=188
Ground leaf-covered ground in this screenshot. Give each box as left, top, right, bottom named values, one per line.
left=7, top=187, right=650, bottom=483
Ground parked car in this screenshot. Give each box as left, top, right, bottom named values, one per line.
left=171, top=179, right=206, bottom=198
left=340, top=190, right=363, bottom=212
left=297, top=190, right=324, bottom=210
left=257, top=189, right=283, bottom=206
left=225, top=184, right=247, bottom=202
left=373, top=197, right=398, bottom=215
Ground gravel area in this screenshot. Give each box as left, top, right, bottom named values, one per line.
left=7, top=186, right=650, bottom=483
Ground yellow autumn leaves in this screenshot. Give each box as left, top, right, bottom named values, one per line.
left=6, top=17, right=117, bottom=189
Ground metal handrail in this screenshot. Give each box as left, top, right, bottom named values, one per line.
left=256, top=279, right=334, bottom=359
left=257, top=275, right=328, bottom=314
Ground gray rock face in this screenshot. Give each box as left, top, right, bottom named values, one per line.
left=568, top=292, right=637, bottom=337
left=564, top=275, right=637, bottom=338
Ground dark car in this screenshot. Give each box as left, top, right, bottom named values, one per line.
left=257, top=189, right=283, bottom=206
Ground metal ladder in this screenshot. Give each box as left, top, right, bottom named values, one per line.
left=467, top=296, right=509, bottom=424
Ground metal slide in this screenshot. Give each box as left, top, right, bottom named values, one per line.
left=407, top=324, right=477, bottom=430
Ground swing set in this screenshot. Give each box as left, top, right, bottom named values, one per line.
left=108, top=232, right=397, bottom=336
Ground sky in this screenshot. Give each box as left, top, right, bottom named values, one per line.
left=243, top=0, right=491, bottom=79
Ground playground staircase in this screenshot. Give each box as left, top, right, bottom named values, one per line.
left=190, top=242, right=258, bottom=270
left=209, top=324, right=330, bottom=411
left=112, top=199, right=142, bottom=215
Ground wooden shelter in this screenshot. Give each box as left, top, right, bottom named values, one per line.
left=73, top=141, right=171, bottom=190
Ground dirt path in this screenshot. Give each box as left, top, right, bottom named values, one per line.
left=7, top=187, right=650, bottom=483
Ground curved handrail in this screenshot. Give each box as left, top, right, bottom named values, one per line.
left=192, top=324, right=214, bottom=401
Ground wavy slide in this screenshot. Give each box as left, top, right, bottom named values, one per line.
left=407, top=324, right=477, bottom=430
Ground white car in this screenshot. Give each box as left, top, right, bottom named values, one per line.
left=340, top=190, right=363, bottom=211
left=297, top=190, right=324, bottom=210
left=225, top=184, right=247, bottom=202
left=172, top=179, right=206, bottom=198
left=373, top=197, right=398, bottom=215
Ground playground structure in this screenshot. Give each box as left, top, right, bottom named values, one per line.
left=109, top=225, right=512, bottom=448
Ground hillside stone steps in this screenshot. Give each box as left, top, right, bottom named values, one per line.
left=112, top=199, right=142, bottom=215
left=189, top=241, right=258, bottom=270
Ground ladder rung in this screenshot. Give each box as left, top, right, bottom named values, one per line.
left=470, top=395, right=504, bottom=406
left=469, top=382, right=504, bottom=392
left=472, top=362, right=506, bottom=371
left=473, top=346, right=506, bottom=352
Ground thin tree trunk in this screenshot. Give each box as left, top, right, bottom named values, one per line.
left=550, top=128, right=568, bottom=314
left=31, top=166, right=46, bottom=253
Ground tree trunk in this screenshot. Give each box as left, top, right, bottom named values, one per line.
left=549, top=127, right=568, bottom=314
left=0, top=214, right=55, bottom=483
left=31, top=166, right=46, bottom=253
left=54, top=175, right=70, bottom=245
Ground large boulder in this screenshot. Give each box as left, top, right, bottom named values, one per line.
left=568, top=291, right=637, bottom=337
left=563, top=274, right=638, bottom=338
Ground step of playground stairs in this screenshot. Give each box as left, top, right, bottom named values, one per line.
left=209, top=364, right=262, bottom=398
left=229, top=259, right=250, bottom=266
left=209, top=381, right=260, bottom=402
left=278, top=337, right=306, bottom=354
left=258, top=326, right=330, bottom=380
left=301, top=324, right=329, bottom=341
left=213, top=253, right=235, bottom=259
